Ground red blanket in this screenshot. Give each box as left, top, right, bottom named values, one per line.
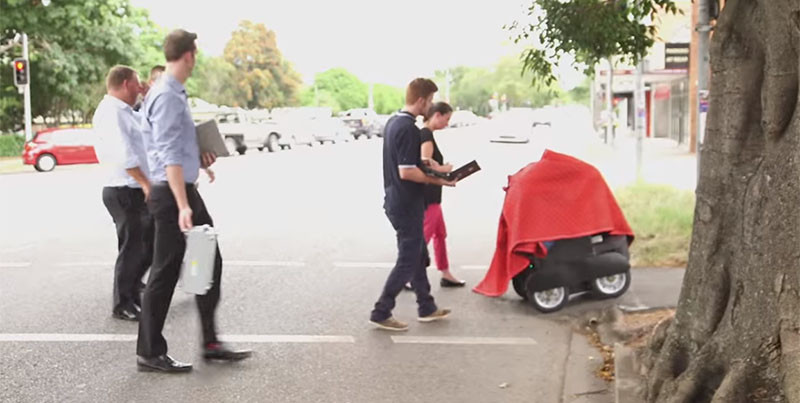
left=473, top=150, right=634, bottom=297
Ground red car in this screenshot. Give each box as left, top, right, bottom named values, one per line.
left=23, top=127, right=98, bottom=172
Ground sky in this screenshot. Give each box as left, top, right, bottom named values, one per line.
left=127, top=0, right=584, bottom=88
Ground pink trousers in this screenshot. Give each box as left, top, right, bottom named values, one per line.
left=423, top=203, right=449, bottom=271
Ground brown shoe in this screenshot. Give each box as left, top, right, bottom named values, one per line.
left=370, top=317, right=409, bottom=331
left=418, top=308, right=451, bottom=323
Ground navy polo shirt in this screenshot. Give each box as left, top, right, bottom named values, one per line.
left=382, top=111, right=425, bottom=215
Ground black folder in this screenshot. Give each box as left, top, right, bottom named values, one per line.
left=422, top=160, right=481, bottom=182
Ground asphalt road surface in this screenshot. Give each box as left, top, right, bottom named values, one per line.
left=0, top=110, right=681, bottom=403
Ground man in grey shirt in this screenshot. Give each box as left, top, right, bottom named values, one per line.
left=136, top=29, right=251, bottom=374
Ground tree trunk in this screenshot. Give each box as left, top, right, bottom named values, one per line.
left=643, top=0, right=800, bottom=401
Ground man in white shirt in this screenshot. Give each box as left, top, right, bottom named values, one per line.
left=93, top=65, right=152, bottom=321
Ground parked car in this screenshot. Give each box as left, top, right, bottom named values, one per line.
left=311, top=117, right=354, bottom=144
left=268, top=107, right=321, bottom=148
left=22, top=127, right=98, bottom=172
left=340, top=108, right=384, bottom=139
left=213, top=110, right=288, bottom=155
left=448, top=110, right=482, bottom=128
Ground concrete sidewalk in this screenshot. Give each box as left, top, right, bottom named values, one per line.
left=559, top=268, right=685, bottom=403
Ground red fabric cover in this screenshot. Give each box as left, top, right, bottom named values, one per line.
left=473, top=150, right=634, bottom=297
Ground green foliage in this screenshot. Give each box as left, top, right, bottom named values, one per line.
left=300, top=70, right=402, bottom=114
left=511, top=0, right=679, bottom=85
left=372, top=84, right=403, bottom=115
left=433, top=56, right=568, bottom=115
left=188, top=53, right=239, bottom=107
left=312, top=68, right=367, bottom=113
left=616, top=181, right=695, bottom=267
left=0, top=133, right=25, bottom=157
left=566, top=78, right=592, bottom=106
left=223, top=21, right=302, bottom=109
left=0, top=0, right=163, bottom=130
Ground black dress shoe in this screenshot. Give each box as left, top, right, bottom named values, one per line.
left=440, top=278, right=466, bottom=288
left=137, top=354, right=193, bottom=373
left=112, top=307, right=140, bottom=321
left=203, top=343, right=253, bottom=361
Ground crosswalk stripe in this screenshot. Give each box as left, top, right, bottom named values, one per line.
left=226, top=261, right=307, bottom=267
left=0, top=262, right=31, bottom=268
left=391, top=336, right=537, bottom=345
left=0, top=334, right=355, bottom=343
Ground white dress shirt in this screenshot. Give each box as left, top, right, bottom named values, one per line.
left=92, top=95, right=149, bottom=188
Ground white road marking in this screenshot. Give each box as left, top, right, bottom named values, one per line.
left=332, top=262, right=454, bottom=271
left=0, top=334, right=136, bottom=342
left=56, top=262, right=110, bottom=268
left=333, top=262, right=395, bottom=269
left=226, top=261, right=306, bottom=268
left=52, top=261, right=307, bottom=268
left=391, top=336, right=537, bottom=346
left=0, top=262, right=32, bottom=268
left=48, top=260, right=486, bottom=271
left=221, top=335, right=355, bottom=343
left=0, top=244, right=33, bottom=254
left=0, top=334, right=354, bottom=343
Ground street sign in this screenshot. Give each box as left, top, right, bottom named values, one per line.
left=664, top=43, right=690, bottom=70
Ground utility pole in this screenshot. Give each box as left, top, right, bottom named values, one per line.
left=605, top=57, right=614, bottom=145
left=634, top=61, right=645, bottom=180
left=696, top=0, right=712, bottom=185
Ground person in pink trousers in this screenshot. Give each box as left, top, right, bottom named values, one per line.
left=420, top=102, right=465, bottom=287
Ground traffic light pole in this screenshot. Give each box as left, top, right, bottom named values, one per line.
left=21, top=33, right=32, bottom=142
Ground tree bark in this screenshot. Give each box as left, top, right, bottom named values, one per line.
left=643, top=0, right=800, bottom=401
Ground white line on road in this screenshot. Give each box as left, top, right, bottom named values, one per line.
left=333, top=262, right=395, bottom=269
left=0, top=244, right=33, bottom=254
left=226, top=261, right=307, bottom=268
left=56, top=262, right=110, bottom=268
left=48, top=261, right=483, bottom=271
left=0, top=262, right=32, bottom=268
left=334, top=262, right=491, bottom=271
left=0, top=334, right=355, bottom=343
left=54, top=261, right=307, bottom=268
left=391, top=336, right=537, bottom=346
left=221, top=335, right=355, bottom=343
left=0, top=334, right=136, bottom=342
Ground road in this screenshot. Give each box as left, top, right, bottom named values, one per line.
left=0, top=107, right=687, bottom=402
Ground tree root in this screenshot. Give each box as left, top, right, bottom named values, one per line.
left=656, top=342, right=721, bottom=403
left=710, top=363, right=748, bottom=403
left=781, top=329, right=800, bottom=402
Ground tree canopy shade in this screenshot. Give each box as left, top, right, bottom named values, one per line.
left=510, top=0, right=680, bottom=85
left=0, top=0, right=163, bottom=128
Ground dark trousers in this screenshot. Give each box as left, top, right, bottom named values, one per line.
left=102, top=186, right=153, bottom=312
left=370, top=206, right=437, bottom=322
left=137, top=183, right=222, bottom=358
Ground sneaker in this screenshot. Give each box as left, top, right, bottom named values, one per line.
left=418, top=308, right=451, bottom=323
left=370, top=317, right=409, bottom=331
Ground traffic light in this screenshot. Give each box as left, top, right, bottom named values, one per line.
left=13, top=58, right=28, bottom=86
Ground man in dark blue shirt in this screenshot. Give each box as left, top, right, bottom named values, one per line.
left=370, top=78, right=455, bottom=331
